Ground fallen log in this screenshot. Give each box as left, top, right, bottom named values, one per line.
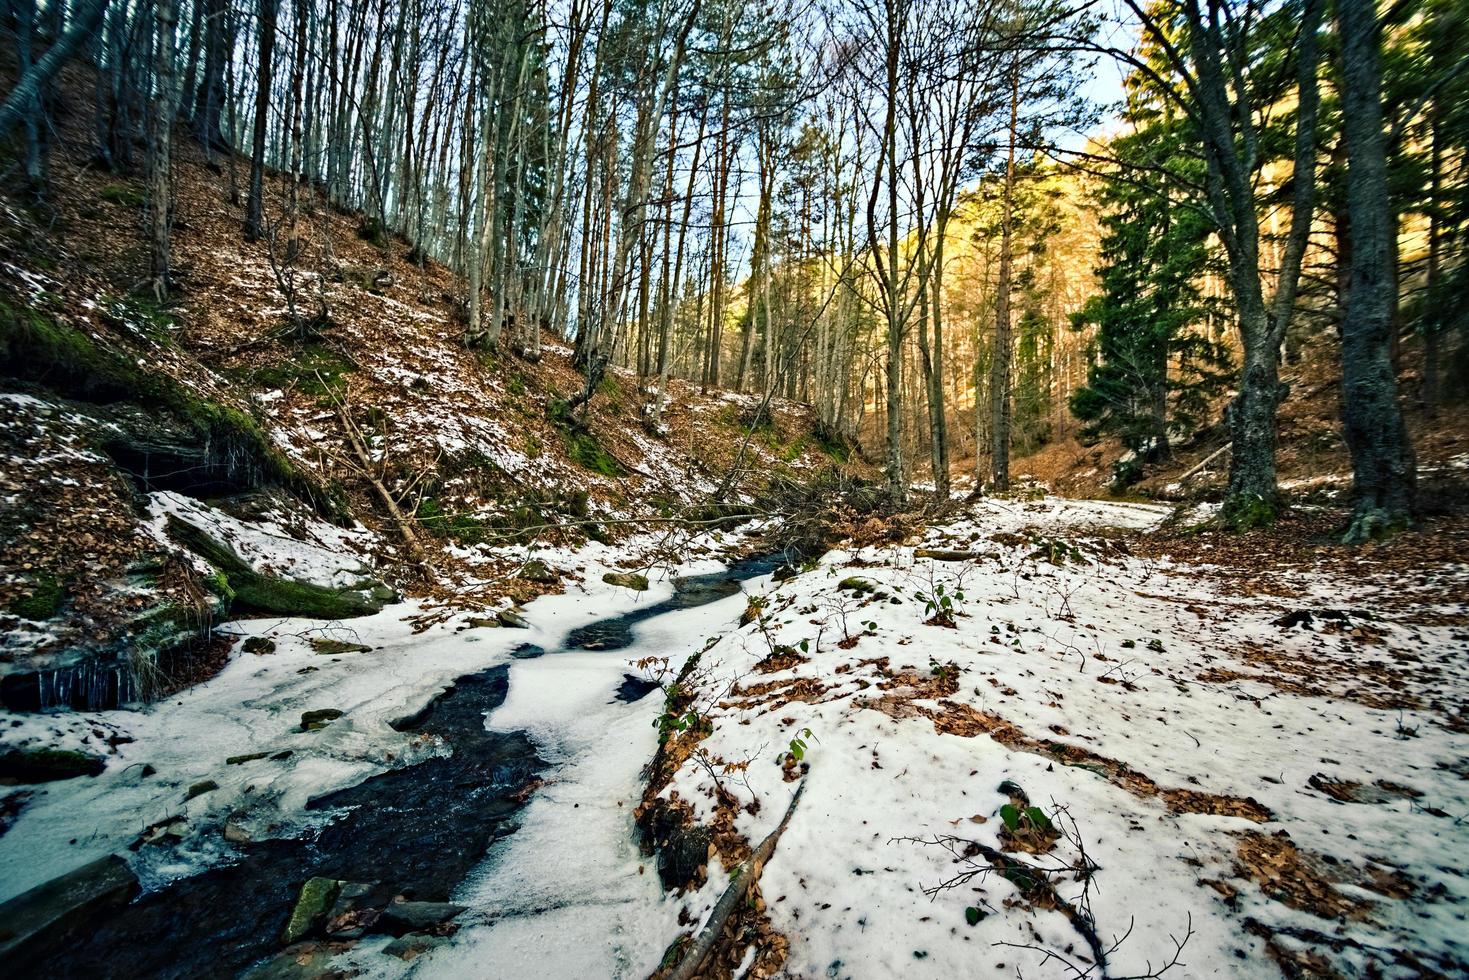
left=665, top=781, right=805, bottom=980
left=914, top=548, right=985, bottom=561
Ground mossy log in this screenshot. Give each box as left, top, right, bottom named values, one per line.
left=166, top=515, right=391, bottom=619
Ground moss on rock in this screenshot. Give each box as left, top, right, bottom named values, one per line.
left=166, top=515, right=391, bottom=619
left=602, top=571, right=649, bottom=591
left=1220, top=493, right=1281, bottom=532
left=0, top=747, right=106, bottom=782
left=0, top=302, right=349, bottom=524
left=8, top=573, right=63, bottom=620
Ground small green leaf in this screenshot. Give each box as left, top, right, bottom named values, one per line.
left=1025, top=806, right=1053, bottom=831
left=999, top=803, right=1020, bottom=831
left=964, top=906, right=986, bottom=926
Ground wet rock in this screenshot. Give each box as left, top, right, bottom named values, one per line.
left=0, top=854, right=139, bottom=966
left=185, top=779, right=219, bottom=800
left=130, top=815, right=187, bottom=850
left=281, top=877, right=341, bottom=945
left=466, top=617, right=500, bottom=629
left=602, top=571, right=650, bottom=591
left=308, top=638, right=372, bottom=656
left=496, top=608, right=531, bottom=629
left=376, top=898, right=466, bottom=935
left=322, top=881, right=385, bottom=939
left=519, top=559, right=560, bottom=584
left=382, top=933, right=450, bottom=961
left=0, top=747, right=106, bottom=783
left=300, top=709, right=344, bottom=732
left=223, top=814, right=253, bottom=843
left=243, top=637, right=277, bottom=655
left=227, top=751, right=271, bottom=765
left=509, top=643, right=546, bottom=660
left=241, top=941, right=348, bottom=980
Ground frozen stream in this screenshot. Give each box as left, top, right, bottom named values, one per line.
left=414, top=554, right=780, bottom=979
left=1, top=548, right=777, bottom=978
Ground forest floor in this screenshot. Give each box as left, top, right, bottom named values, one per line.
left=631, top=497, right=1469, bottom=980
left=990, top=328, right=1469, bottom=506
left=2, top=496, right=1464, bottom=980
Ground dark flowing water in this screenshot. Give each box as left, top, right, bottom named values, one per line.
left=565, top=553, right=784, bottom=651
left=18, top=552, right=782, bottom=978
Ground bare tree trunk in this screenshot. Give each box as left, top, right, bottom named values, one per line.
left=928, top=223, right=950, bottom=497
left=654, top=101, right=707, bottom=424
left=0, top=0, right=111, bottom=139
left=11, top=0, right=43, bottom=183
left=179, top=0, right=204, bottom=124
left=989, top=65, right=1018, bottom=493
left=147, top=0, right=179, bottom=297
left=283, top=0, right=306, bottom=262
left=1336, top=0, right=1416, bottom=542
left=244, top=0, right=280, bottom=241
left=193, top=0, right=228, bottom=151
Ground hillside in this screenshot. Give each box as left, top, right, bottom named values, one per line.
left=1002, top=330, right=1469, bottom=507
left=0, top=82, right=846, bottom=711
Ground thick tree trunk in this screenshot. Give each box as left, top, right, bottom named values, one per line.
left=1336, top=0, right=1416, bottom=542
left=990, top=67, right=1018, bottom=493
left=925, top=218, right=951, bottom=499
left=1223, top=296, right=1282, bottom=519
left=1176, top=0, right=1321, bottom=529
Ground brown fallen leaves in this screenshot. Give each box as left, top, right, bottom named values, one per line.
left=1231, top=830, right=1413, bottom=922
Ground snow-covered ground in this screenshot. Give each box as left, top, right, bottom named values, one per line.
left=628, top=497, right=1469, bottom=979
left=4, top=497, right=1466, bottom=979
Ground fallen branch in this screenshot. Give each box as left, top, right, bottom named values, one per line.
left=1178, top=443, right=1231, bottom=484
left=665, top=781, right=806, bottom=980
left=331, top=401, right=431, bottom=569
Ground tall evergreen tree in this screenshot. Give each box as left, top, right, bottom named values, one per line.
left=1070, top=111, right=1228, bottom=485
